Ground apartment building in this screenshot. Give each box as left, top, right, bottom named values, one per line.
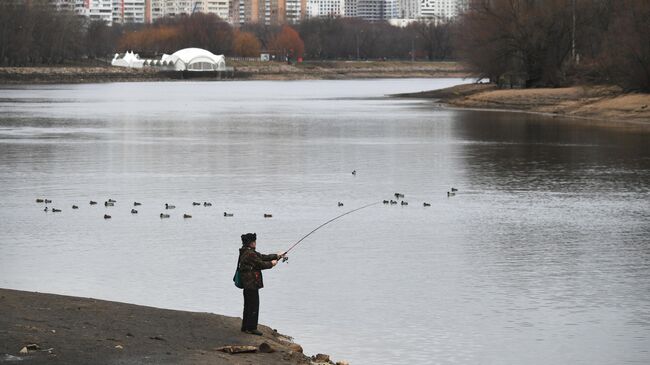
left=231, top=0, right=304, bottom=25
left=356, top=0, right=397, bottom=21
left=112, top=0, right=148, bottom=24
left=151, top=0, right=230, bottom=20
left=307, top=0, right=344, bottom=18
left=77, top=0, right=114, bottom=24
left=343, top=0, right=356, bottom=17
left=397, top=0, right=419, bottom=19
left=420, top=0, right=466, bottom=21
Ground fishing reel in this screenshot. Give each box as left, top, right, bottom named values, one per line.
left=281, top=255, right=289, bottom=263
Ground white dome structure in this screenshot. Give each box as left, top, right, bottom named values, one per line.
left=160, top=48, right=226, bottom=72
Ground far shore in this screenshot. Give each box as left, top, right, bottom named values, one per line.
left=395, top=84, right=650, bottom=131
left=0, top=60, right=470, bottom=84
left=0, top=288, right=340, bottom=365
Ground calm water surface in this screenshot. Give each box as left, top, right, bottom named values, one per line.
left=1, top=79, right=649, bottom=364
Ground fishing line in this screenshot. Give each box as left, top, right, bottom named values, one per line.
left=280, top=201, right=382, bottom=262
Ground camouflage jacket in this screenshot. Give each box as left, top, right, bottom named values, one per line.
left=238, top=247, right=278, bottom=290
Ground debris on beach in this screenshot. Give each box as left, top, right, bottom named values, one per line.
left=215, top=345, right=258, bottom=354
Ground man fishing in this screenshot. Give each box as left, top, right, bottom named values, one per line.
left=235, top=202, right=379, bottom=335
left=237, top=233, right=284, bottom=335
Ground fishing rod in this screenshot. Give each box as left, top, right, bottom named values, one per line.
left=280, top=201, right=382, bottom=263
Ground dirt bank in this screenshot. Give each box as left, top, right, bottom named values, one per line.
left=0, top=288, right=342, bottom=365
left=397, top=84, right=650, bottom=130
left=0, top=61, right=470, bottom=84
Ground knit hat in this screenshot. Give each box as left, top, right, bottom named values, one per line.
left=241, top=233, right=257, bottom=246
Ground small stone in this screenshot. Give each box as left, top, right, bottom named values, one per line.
left=149, top=335, right=165, bottom=341
left=19, top=347, right=28, bottom=355
left=26, top=344, right=40, bottom=351
left=258, top=342, right=275, bottom=353
left=336, top=361, right=350, bottom=365
left=314, top=353, right=330, bottom=362
left=287, top=343, right=303, bottom=353
left=51, top=330, right=56, bottom=334
left=115, top=345, right=123, bottom=350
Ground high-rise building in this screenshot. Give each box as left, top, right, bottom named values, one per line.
left=49, top=0, right=77, bottom=11
left=420, top=0, right=466, bottom=21
left=343, top=0, right=356, bottom=17
left=285, top=0, right=305, bottom=23
left=356, top=0, right=397, bottom=21
left=306, top=0, right=343, bottom=18
left=151, top=0, right=231, bottom=21
left=397, top=0, right=418, bottom=19
left=231, top=0, right=303, bottom=25
left=199, top=0, right=230, bottom=20
left=112, top=0, right=148, bottom=24
left=78, top=0, right=114, bottom=24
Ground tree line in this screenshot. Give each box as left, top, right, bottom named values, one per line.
left=1, top=0, right=647, bottom=91
left=0, top=1, right=456, bottom=65
left=456, top=0, right=649, bottom=91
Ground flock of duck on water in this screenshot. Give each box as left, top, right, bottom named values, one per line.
left=37, top=198, right=250, bottom=219
left=383, top=186, right=458, bottom=207
left=35, top=171, right=459, bottom=219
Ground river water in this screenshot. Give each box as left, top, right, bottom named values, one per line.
left=0, top=79, right=649, bottom=364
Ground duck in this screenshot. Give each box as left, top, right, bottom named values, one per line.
left=52, top=208, right=61, bottom=212
left=383, top=200, right=389, bottom=204
left=451, top=187, right=458, bottom=192
left=192, top=202, right=201, bottom=206
left=394, top=193, right=404, bottom=199
left=423, top=202, right=431, bottom=207
left=104, top=214, right=111, bottom=219
left=131, top=209, right=138, bottom=214
left=203, top=202, right=212, bottom=207
left=36, top=198, right=44, bottom=203
left=72, top=205, right=79, bottom=209
left=44, top=199, right=52, bottom=204
left=264, top=214, right=273, bottom=218
left=352, top=170, right=356, bottom=175
left=89, top=200, right=97, bottom=205
left=165, top=203, right=175, bottom=209
left=390, top=200, right=397, bottom=205
left=108, top=199, right=116, bottom=203
left=338, top=202, right=344, bottom=207
left=401, top=201, right=408, bottom=206
left=224, top=212, right=233, bottom=217
left=133, top=202, right=142, bottom=206
left=447, top=192, right=455, bottom=197
left=160, top=213, right=170, bottom=219
left=105, top=201, right=114, bottom=207
left=183, top=214, right=192, bottom=219
left=44, top=207, right=49, bottom=212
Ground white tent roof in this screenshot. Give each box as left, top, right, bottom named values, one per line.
left=161, top=48, right=226, bottom=71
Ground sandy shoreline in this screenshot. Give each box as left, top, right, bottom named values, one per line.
left=0, top=288, right=341, bottom=365
left=0, top=61, right=470, bottom=84
left=396, top=84, right=650, bottom=131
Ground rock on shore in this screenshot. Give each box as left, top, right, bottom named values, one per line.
left=0, top=288, right=334, bottom=365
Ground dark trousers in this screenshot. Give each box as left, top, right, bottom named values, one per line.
left=242, top=288, right=260, bottom=331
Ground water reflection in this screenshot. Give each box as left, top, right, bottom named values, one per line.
left=0, top=80, right=648, bottom=365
